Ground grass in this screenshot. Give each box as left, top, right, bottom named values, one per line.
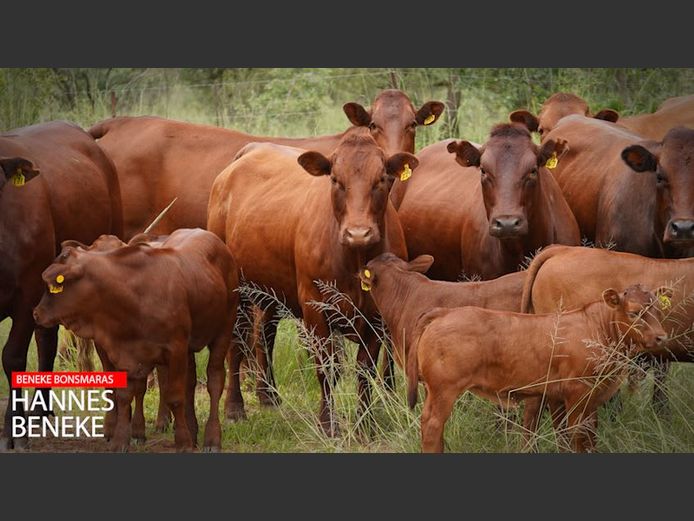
left=3, top=306, right=694, bottom=453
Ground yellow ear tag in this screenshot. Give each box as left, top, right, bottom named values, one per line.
left=56, top=274, right=65, bottom=284
left=545, top=152, right=558, bottom=170
left=361, top=269, right=371, bottom=291
left=400, top=164, right=412, bottom=182
left=423, top=114, right=436, bottom=126
left=659, top=294, right=672, bottom=310
left=11, top=169, right=25, bottom=187
left=49, top=284, right=63, bottom=294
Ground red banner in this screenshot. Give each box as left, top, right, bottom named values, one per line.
left=11, top=372, right=128, bottom=388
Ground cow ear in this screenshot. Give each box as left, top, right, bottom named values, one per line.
left=407, top=255, right=434, bottom=274
left=0, top=157, right=40, bottom=187
left=621, top=145, right=658, bottom=173
left=602, top=288, right=621, bottom=309
left=60, top=240, right=88, bottom=251
left=447, top=140, right=481, bottom=168
left=416, top=101, right=445, bottom=126
left=655, top=286, right=674, bottom=300
left=509, top=110, right=540, bottom=133
left=297, top=151, right=332, bottom=177
left=594, top=109, right=619, bottom=123
left=385, top=152, right=419, bottom=179
left=343, top=102, right=372, bottom=127
left=538, top=139, right=569, bottom=168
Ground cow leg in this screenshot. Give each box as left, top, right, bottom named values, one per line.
left=381, top=346, right=396, bottom=393
left=565, top=398, right=596, bottom=453
left=224, top=333, right=247, bottom=421
left=549, top=401, right=569, bottom=451
left=1, top=313, right=36, bottom=451
left=34, top=325, right=59, bottom=417
left=203, top=334, right=229, bottom=452
left=256, top=308, right=281, bottom=407
left=154, top=366, right=172, bottom=432
left=355, top=331, right=381, bottom=436
left=94, top=344, right=117, bottom=441
left=131, top=376, right=147, bottom=444
left=165, top=348, right=194, bottom=452
left=111, top=381, right=135, bottom=452
left=521, top=397, right=544, bottom=452
left=420, top=386, right=458, bottom=453
left=652, top=359, right=671, bottom=417
left=185, top=351, right=199, bottom=447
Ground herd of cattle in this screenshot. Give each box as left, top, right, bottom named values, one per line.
left=2, top=89, right=694, bottom=453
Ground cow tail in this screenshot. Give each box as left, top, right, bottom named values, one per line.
left=520, top=247, right=561, bottom=313
left=407, top=310, right=440, bottom=409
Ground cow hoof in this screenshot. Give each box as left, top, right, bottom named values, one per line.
left=202, top=446, right=220, bottom=453
left=225, top=408, right=247, bottom=422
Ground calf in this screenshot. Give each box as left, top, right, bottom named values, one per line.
left=399, top=284, right=668, bottom=452
left=358, top=253, right=525, bottom=369
left=208, top=128, right=413, bottom=435
left=398, top=123, right=579, bottom=280
left=521, top=245, right=694, bottom=416
left=0, top=121, right=122, bottom=450
left=33, top=229, right=238, bottom=452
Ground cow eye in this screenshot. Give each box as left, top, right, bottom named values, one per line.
left=408, top=121, right=417, bottom=130
left=656, top=172, right=667, bottom=185
left=480, top=167, right=486, bottom=175
left=628, top=311, right=639, bottom=319
left=528, top=168, right=538, bottom=180
left=368, top=122, right=377, bottom=131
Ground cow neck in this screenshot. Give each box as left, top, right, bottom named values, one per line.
left=580, top=301, right=635, bottom=360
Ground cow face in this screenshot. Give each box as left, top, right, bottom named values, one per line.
left=510, top=92, right=618, bottom=139
left=622, top=127, right=694, bottom=246
left=298, top=133, right=418, bottom=248
left=359, top=252, right=434, bottom=291
left=448, top=125, right=568, bottom=239
left=343, top=89, right=444, bottom=156
left=602, top=284, right=669, bottom=351
left=0, top=157, right=40, bottom=192
left=33, top=246, right=89, bottom=330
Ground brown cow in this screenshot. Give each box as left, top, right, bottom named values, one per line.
left=521, top=245, right=694, bottom=420
left=89, top=89, right=444, bottom=240
left=357, top=253, right=526, bottom=369
left=33, top=228, right=238, bottom=452
left=538, top=117, right=694, bottom=258
left=399, top=284, right=668, bottom=452
left=620, top=95, right=694, bottom=140
left=208, top=129, right=414, bottom=435
left=510, top=92, right=619, bottom=138
left=397, top=123, right=580, bottom=281
left=0, top=122, right=122, bottom=451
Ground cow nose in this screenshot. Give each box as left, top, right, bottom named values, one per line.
left=344, top=227, right=374, bottom=246
left=490, top=216, right=524, bottom=237
left=656, top=334, right=668, bottom=345
left=669, top=220, right=694, bottom=240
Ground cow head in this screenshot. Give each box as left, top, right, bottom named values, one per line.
left=602, top=284, right=669, bottom=351
left=298, top=131, right=418, bottom=248
left=0, top=157, right=40, bottom=191
left=33, top=245, right=90, bottom=330
left=359, top=252, right=434, bottom=291
left=343, top=89, right=445, bottom=156
left=621, top=127, right=694, bottom=246
left=447, top=124, right=569, bottom=239
left=510, top=92, right=619, bottom=139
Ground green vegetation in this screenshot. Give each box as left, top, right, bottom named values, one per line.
left=1, top=68, right=693, bottom=452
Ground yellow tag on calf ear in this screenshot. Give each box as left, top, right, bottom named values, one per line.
left=424, top=114, right=436, bottom=126
left=364, top=269, right=371, bottom=278
left=49, top=284, right=64, bottom=294
left=361, top=281, right=371, bottom=292
left=400, top=164, right=412, bottom=182
left=659, top=294, right=672, bottom=310
left=56, top=274, right=65, bottom=284
left=545, top=152, right=558, bottom=170
left=11, top=169, right=25, bottom=187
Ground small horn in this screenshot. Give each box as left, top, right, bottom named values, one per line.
left=143, top=198, right=177, bottom=234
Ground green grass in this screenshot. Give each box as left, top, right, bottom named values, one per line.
left=3, top=317, right=694, bottom=453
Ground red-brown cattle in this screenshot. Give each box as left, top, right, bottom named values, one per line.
left=357, top=253, right=525, bottom=368
left=521, top=245, right=694, bottom=421
left=533, top=115, right=694, bottom=257
left=403, top=284, right=668, bottom=452
left=207, top=129, right=414, bottom=435
left=89, top=89, right=443, bottom=240
left=397, top=123, right=580, bottom=281
left=33, top=229, right=238, bottom=452
left=0, top=122, right=122, bottom=451
left=619, top=95, right=694, bottom=140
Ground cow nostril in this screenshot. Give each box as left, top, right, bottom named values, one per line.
left=671, top=220, right=694, bottom=237
left=657, top=335, right=668, bottom=344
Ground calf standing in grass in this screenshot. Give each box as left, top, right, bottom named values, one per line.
left=32, top=228, right=238, bottom=452
left=391, top=284, right=669, bottom=453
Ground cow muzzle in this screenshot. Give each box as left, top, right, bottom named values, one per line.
left=342, top=226, right=379, bottom=248
left=489, top=215, right=528, bottom=238
left=666, top=219, right=694, bottom=243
